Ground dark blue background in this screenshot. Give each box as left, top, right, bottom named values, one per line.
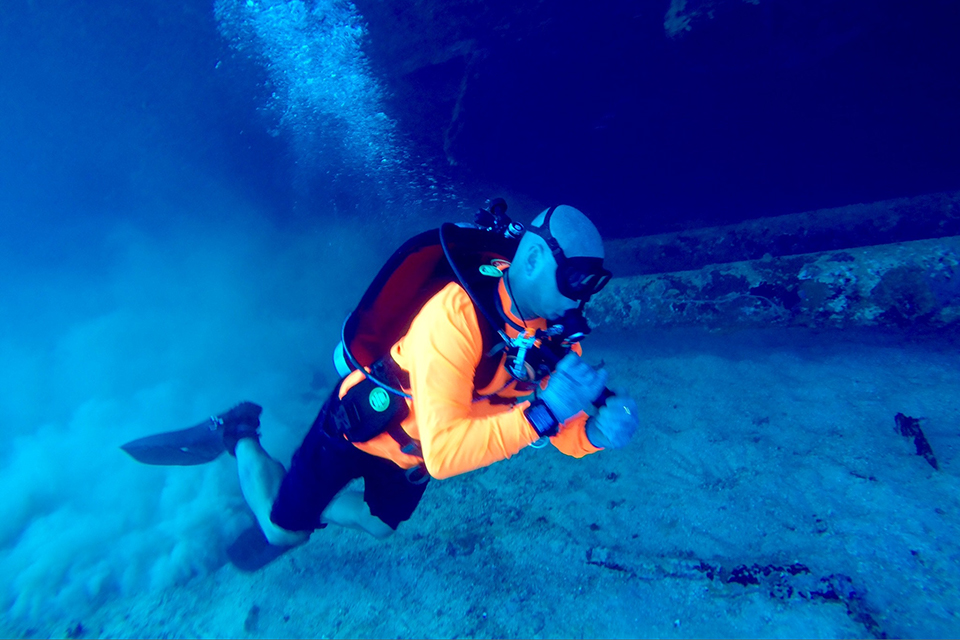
left=2, top=0, right=958, bottom=240
left=369, top=0, right=960, bottom=235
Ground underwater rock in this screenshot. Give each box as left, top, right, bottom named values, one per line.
left=589, top=235, right=960, bottom=331
left=894, top=413, right=939, bottom=470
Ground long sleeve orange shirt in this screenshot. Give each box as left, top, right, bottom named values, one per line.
left=345, top=275, right=601, bottom=479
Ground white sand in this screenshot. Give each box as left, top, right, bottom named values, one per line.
left=2, top=205, right=958, bottom=638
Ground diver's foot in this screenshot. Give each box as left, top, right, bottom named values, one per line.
left=227, top=524, right=300, bottom=572
left=216, top=401, right=263, bottom=456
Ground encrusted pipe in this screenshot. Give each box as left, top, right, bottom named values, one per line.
left=588, top=236, right=960, bottom=330
left=605, top=191, right=960, bottom=277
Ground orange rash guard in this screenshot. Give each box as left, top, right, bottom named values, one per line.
left=344, top=272, right=601, bottom=480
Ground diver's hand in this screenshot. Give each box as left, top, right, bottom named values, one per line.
left=540, top=352, right=609, bottom=423
left=586, top=395, right=639, bottom=449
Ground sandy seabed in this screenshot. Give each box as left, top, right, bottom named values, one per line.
left=10, top=326, right=960, bottom=639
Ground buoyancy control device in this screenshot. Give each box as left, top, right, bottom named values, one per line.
left=331, top=198, right=597, bottom=446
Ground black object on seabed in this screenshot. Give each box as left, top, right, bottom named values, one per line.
left=227, top=524, right=295, bottom=572
left=894, top=412, right=939, bottom=470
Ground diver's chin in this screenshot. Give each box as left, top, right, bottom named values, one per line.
left=546, top=302, right=579, bottom=322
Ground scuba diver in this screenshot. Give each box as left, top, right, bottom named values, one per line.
left=122, top=201, right=640, bottom=570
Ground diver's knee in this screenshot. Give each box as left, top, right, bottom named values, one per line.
left=262, top=522, right=309, bottom=547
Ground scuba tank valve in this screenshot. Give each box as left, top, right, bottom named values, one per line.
left=476, top=197, right=524, bottom=240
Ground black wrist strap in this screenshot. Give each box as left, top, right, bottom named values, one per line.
left=524, top=398, right=561, bottom=437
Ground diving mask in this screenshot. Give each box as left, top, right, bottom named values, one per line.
left=526, top=206, right=612, bottom=302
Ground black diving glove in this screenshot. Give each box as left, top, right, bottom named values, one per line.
left=525, top=352, right=608, bottom=437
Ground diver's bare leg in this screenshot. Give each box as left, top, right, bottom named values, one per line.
left=320, top=490, right=395, bottom=539
left=235, top=439, right=393, bottom=543
left=235, top=439, right=309, bottom=547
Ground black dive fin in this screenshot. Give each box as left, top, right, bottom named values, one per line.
left=121, top=402, right=262, bottom=466
left=227, top=525, right=294, bottom=572
left=121, top=419, right=225, bottom=465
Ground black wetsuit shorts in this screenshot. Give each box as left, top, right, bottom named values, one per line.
left=270, top=395, right=428, bottom=532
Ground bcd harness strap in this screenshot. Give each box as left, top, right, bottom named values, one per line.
left=334, top=346, right=521, bottom=485
left=370, top=357, right=421, bottom=460
left=332, top=355, right=429, bottom=484
left=335, top=227, right=527, bottom=484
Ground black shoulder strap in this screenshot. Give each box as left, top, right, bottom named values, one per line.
left=438, top=223, right=520, bottom=394
left=464, top=269, right=508, bottom=392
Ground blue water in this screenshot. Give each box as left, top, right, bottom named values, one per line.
left=1, top=0, right=959, bottom=637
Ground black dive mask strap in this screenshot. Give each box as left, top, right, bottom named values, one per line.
left=527, top=207, right=611, bottom=302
